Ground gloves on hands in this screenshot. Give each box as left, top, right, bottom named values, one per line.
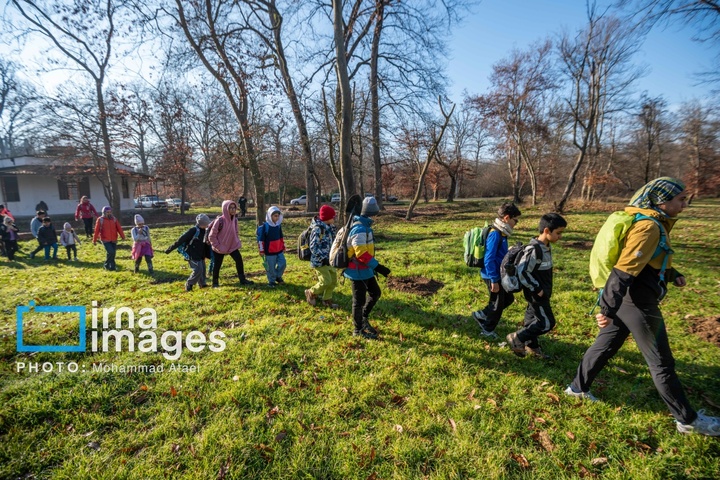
left=164, top=247, right=173, bottom=254
left=375, top=264, right=391, bottom=277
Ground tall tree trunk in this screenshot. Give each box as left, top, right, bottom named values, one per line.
left=332, top=0, right=356, bottom=197
left=96, top=80, right=121, bottom=215
left=370, top=0, right=385, bottom=209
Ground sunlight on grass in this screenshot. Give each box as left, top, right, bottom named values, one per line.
left=1, top=200, right=719, bottom=479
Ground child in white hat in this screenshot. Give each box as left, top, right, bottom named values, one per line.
left=131, top=214, right=154, bottom=274
left=60, top=222, right=81, bottom=261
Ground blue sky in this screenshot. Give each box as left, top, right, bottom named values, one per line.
left=445, top=0, right=716, bottom=107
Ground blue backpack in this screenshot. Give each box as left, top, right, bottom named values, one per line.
left=177, top=227, right=201, bottom=260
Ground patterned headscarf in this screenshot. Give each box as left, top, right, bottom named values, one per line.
left=628, top=177, right=685, bottom=213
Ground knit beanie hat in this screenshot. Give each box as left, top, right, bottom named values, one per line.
left=196, top=213, right=211, bottom=227
left=63, top=222, right=72, bottom=231
left=102, top=206, right=111, bottom=214
left=134, top=214, right=145, bottom=225
left=319, top=205, right=336, bottom=221
left=361, top=196, right=380, bottom=217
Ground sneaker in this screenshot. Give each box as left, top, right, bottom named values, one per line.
left=185, top=284, right=193, bottom=292
left=276, top=278, right=285, bottom=284
left=353, top=327, right=378, bottom=340
left=472, top=311, right=498, bottom=338
left=506, top=332, right=526, bottom=357
left=362, top=318, right=378, bottom=336
left=305, top=289, right=316, bottom=306
left=212, top=283, right=219, bottom=288
left=323, top=299, right=339, bottom=309
left=525, top=346, right=549, bottom=359
left=199, top=284, right=208, bottom=288
left=239, top=278, right=254, bottom=285
left=268, top=282, right=277, bottom=287
left=563, top=386, right=598, bottom=402
left=134, top=265, right=140, bottom=273
left=676, top=410, right=720, bottom=436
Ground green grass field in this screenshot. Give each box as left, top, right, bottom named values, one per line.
left=1, top=200, right=719, bottom=479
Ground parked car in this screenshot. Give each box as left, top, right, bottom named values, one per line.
left=330, top=193, right=341, bottom=204
left=290, top=195, right=307, bottom=205
left=166, top=198, right=191, bottom=209
left=134, top=195, right=167, bottom=208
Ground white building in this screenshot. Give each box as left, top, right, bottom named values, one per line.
left=0, top=154, right=149, bottom=217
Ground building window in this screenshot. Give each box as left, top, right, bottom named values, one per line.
left=58, top=179, right=79, bottom=200
left=122, top=177, right=130, bottom=199
left=79, top=177, right=91, bottom=198
left=1, top=175, right=20, bottom=202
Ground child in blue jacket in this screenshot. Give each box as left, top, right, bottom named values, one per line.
left=472, top=202, right=522, bottom=338
left=257, top=206, right=286, bottom=286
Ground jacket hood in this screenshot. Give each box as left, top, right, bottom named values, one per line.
left=353, top=214, right=373, bottom=227
left=265, top=206, right=283, bottom=227
left=221, top=200, right=237, bottom=219
left=625, top=206, right=678, bottom=233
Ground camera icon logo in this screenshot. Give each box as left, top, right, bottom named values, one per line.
left=16, top=300, right=86, bottom=352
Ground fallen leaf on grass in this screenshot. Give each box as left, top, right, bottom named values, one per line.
left=546, top=393, right=560, bottom=404
left=591, top=457, right=608, bottom=467
left=533, top=416, right=547, bottom=424
left=510, top=452, right=530, bottom=469
left=252, top=293, right=261, bottom=301
left=467, top=388, right=476, bottom=400
left=139, top=385, right=148, bottom=391
left=81, top=431, right=94, bottom=437
left=566, top=431, right=576, bottom=440
left=578, top=464, right=595, bottom=478
left=170, top=386, right=177, bottom=397
left=171, top=443, right=181, bottom=454
left=365, top=473, right=378, bottom=480
left=87, top=441, right=100, bottom=451
left=531, top=431, right=555, bottom=452
left=394, top=424, right=403, bottom=433
left=274, top=431, right=287, bottom=442
left=218, top=460, right=231, bottom=479
left=449, top=418, right=457, bottom=432
left=486, top=398, right=498, bottom=408
left=232, top=375, right=240, bottom=382
left=399, top=332, right=404, bottom=342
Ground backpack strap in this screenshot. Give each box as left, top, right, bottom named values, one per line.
left=634, top=214, right=673, bottom=282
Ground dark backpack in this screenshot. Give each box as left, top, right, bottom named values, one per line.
left=297, top=223, right=313, bottom=261
left=177, top=226, right=201, bottom=260
left=500, top=242, right=544, bottom=294
left=203, top=217, right=224, bottom=245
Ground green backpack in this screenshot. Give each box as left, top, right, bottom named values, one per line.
left=589, top=211, right=672, bottom=290
left=463, top=222, right=492, bottom=269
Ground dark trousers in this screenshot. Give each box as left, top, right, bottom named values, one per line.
left=516, top=301, right=556, bottom=349
left=479, top=278, right=515, bottom=331
left=4, top=239, right=18, bottom=260
left=212, top=249, right=246, bottom=285
left=187, top=259, right=207, bottom=287
left=350, top=277, right=382, bottom=330
left=570, top=296, right=695, bottom=424
left=82, top=218, right=93, bottom=237
left=65, top=244, right=77, bottom=259
left=134, top=255, right=153, bottom=272
left=102, top=241, right=117, bottom=270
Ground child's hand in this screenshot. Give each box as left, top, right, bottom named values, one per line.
left=490, top=282, right=500, bottom=293
left=596, top=313, right=612, bottom=328
left=674, top=276, right=686, bottom=287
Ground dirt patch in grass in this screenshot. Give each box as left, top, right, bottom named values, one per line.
left=566, top=241, right=594, bottom=250
left=386, top=276, right=444, bottom=297
left=687, top=316, right=720, bottom=348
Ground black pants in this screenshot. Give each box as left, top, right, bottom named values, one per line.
left=65, top=244, right=77, bottom=259
left=4, top=239, right=18, bottom=260
left=212, top=249, right=246, bottom=285
left=515, top=301, right=556, bottom=349
left=479, top=278, right=515, bottom=331
left=350, top=277, right=382, bottom=330
left=570, top=296, right=695, bottom=424
left=82, top=218, right=93, bottom=237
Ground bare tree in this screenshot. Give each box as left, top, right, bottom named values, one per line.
left=637, top=93, right=666, bottom=182
left=555, top=6, right=644, bottom=212
left=405, top=97, right=454, bottom=220
left=678, top=100, right=720, bottom=197
left=0, top=58, right=37, bottom=156
left=11, top=0, right=124, bottom=213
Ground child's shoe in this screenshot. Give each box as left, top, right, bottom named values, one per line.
left=305, top=289, right=316, bottom=306
left=268, top=282, right=277, bottom=287
left=239, top=277, right=254, bottom=285
left=134, top=265, right=140, bottom=273
left=525, top=345, right=549, bottom=359
left=185, top=284, right=193, bottom=292
left=362, top=318, right=378, bottom=336
left=322, top=299, right=339, bottom=309
left=506, top=332, right=526, bottom=357
left=276, top=278, right=285, bottom=284
left=676, top=410, right=720, bottom=436
left=353, top=327, right=378, bottom=340
left=563, top=386, right=598, bottom=402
